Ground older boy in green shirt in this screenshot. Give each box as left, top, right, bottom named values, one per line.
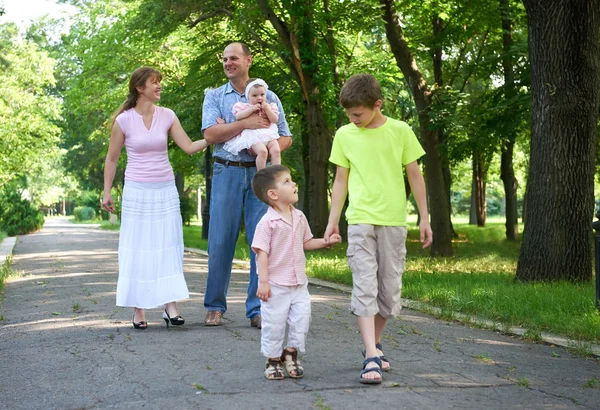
left=324, top=74, right=433, bottom=384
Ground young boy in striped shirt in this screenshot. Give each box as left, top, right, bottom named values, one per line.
left=251, top=165, right=342, bottom=380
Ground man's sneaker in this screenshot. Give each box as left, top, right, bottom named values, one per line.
left=250, top=315, right=262, bottom=329
left=204, top=310, right=223, bottom=326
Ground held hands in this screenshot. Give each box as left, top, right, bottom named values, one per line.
left=102, top=194, right=116, bottom=213
left=256, top=281, right=271, bottom=302
left=326, top=233, right=342, bottom=247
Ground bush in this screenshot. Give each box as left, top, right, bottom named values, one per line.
left=180, top=194, right=197, bottom=226
left=73, top=206, right=96, bottom=221
left=0, top=192, right=44, bottom=236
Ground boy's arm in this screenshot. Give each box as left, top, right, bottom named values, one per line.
left=405, top=161, right=433, bottom=248
left=254, top=249, right=272, bottom=301
left=304, top=234, right=342, bottom=251
left=324, top=166, right=349, bottom=243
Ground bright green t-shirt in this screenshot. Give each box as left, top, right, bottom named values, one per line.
left=329, top=117, right=425, bottom=226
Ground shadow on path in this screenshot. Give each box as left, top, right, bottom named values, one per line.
left=0, top=217, right=598, bottom=409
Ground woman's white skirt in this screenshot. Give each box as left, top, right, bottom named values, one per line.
left=116, top=180, right=189, bottom=308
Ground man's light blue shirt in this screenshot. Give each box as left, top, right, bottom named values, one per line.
left=202, top=82, right=292, bottom=162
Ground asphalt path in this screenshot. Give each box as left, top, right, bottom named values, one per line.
left=0, top=217, right=599, bottom=409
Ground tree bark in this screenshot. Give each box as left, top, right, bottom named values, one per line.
left=432, top=15, right=457, bottom=237
left=499, top=0, right=519, bottom=240
left=517, top=0, right=600, bottom=282
left=257, top=0, right=331, bottom=236
left=381, top=0, right=453, bottom=256
left=472, top=153, right=486, bottom=227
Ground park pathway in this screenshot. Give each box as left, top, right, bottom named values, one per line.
left=0, top=217, right=599, bottom=409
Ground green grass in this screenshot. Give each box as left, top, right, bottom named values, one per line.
left=182, top=225, right=250, bottom=260
left=306, top=222, right=600, bottom=343
left=0, top=231, right=7, bottom=242
left=99, top=218, right=600, bottom=343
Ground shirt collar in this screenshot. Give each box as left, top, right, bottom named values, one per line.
left=224, top=82, right=243, bottom=96
left=266, top=206, right=299, bottom=222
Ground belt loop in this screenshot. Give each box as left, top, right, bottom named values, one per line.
left=225, top=160, right=230, bottom=167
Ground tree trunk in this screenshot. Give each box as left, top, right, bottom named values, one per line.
left=301, top=98, right=331, bottom=236
left=201, top=146, right=212, bottom=240
left=473, top=154, right=486, bottom=227
left=517, top=0, right=600, bottom=282
left=432, top=15, right=457, bottom=237
left=381, top=0, right=453, bottom=256
left=499, top=0, right=519, bottom=240
left=501, top=140, right=518, bottom=239
left=257, top=0, right=332, bottom=236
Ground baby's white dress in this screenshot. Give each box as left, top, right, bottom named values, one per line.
left=223, top=102, right=280, bottom=155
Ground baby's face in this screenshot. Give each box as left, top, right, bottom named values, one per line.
left=248, top=86, right=267, bottom=105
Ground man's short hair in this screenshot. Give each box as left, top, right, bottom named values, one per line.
left=339, top=74, right=383, bottom=109
left=252, top=165, right=290, bottom=205
left=228, top=41, right=251, bottom=56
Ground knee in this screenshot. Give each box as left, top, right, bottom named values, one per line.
left=254, top=143, right=268, bottom=156
left=269, top=142, right=281, bottom=155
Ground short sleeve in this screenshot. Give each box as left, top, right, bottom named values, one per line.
left=251, top=217, right=271, bottom=254
left=329, top=129, right=350, bottom=169
left=267, top=91, right=291, bottom=137
left=300, top=212, right=314, bottom=243
left=201, top=88, right=223, bottom=133
left=269, top=103, right=279, bottom=116
left=162, top=107, right=176, bottom=129
left=232, top=102, right=248, bottom=115
left=400, top=123, right=425, bottom=165
left=115, top=112, right=128, bottom=135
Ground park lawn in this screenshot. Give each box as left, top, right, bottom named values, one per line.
left=115, top=219, right=600, bottom=344
left=307, top=221, right=600, bottom=345
left=182, top=225, right=250, bottom=260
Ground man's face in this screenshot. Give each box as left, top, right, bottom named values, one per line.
left=222, top=44, right=251, bottom=80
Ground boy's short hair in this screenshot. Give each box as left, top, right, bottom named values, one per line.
left=339, top=74, right=383, bottom=109
left=252, top=165, right=290, bottom=205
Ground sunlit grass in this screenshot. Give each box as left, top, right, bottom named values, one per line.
left=306, top=221, right=600, bottom=343
left=0, top=231, right=6, bottom=242
left=182, top=225, right=250, bottom=260
left=111, top=217, right=599, bottom=343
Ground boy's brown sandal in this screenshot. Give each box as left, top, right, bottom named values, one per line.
left=281, top=348, right=304, bottom=379
left=264, top=358, right=285, bottom=380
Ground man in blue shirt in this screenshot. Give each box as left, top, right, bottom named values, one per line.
left=201, top=42, right=292, bottom=328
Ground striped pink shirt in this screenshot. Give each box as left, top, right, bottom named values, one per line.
left=251, top=206, right=313, bottom=286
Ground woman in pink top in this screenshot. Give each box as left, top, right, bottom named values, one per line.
left=102, top=67, right=207, bottom=330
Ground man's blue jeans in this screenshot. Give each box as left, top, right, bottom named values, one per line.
left=204, top=162, right=267, bottom=319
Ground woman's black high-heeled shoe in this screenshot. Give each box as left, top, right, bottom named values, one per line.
left=132, top=311, right=147, bottom=329
left=163, top=309, right=185, bottom=328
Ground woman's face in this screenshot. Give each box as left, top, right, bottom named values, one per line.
left=138, top=75, right=162, bottom=102
left=248, top=85, right=266, bottom=105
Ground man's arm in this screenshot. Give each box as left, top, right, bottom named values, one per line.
left=202, top=88, right=270, bottom=145
left=204, top=117, right=270, bottom=145
left=277, top=136, right=292, bottom=152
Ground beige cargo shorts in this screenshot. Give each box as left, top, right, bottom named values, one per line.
left=347, top=224, right=408, bottom=318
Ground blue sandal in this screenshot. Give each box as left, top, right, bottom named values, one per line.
left=361, top=343, right=391, bottom=371
left=359, top=356, right=382, bottom=384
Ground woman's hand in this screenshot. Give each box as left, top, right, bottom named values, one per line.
left=102, top=194, right=116, bottom=213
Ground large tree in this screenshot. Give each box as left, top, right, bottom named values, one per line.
left=380, top=0, right=453, bottom=256
left=516, top=0, right=600, bottom=281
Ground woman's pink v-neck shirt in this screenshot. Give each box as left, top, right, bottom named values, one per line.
left=115, top=106, right=175, bottom=182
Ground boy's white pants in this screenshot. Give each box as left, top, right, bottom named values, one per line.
left=261, top=282, right=311, bottom=358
